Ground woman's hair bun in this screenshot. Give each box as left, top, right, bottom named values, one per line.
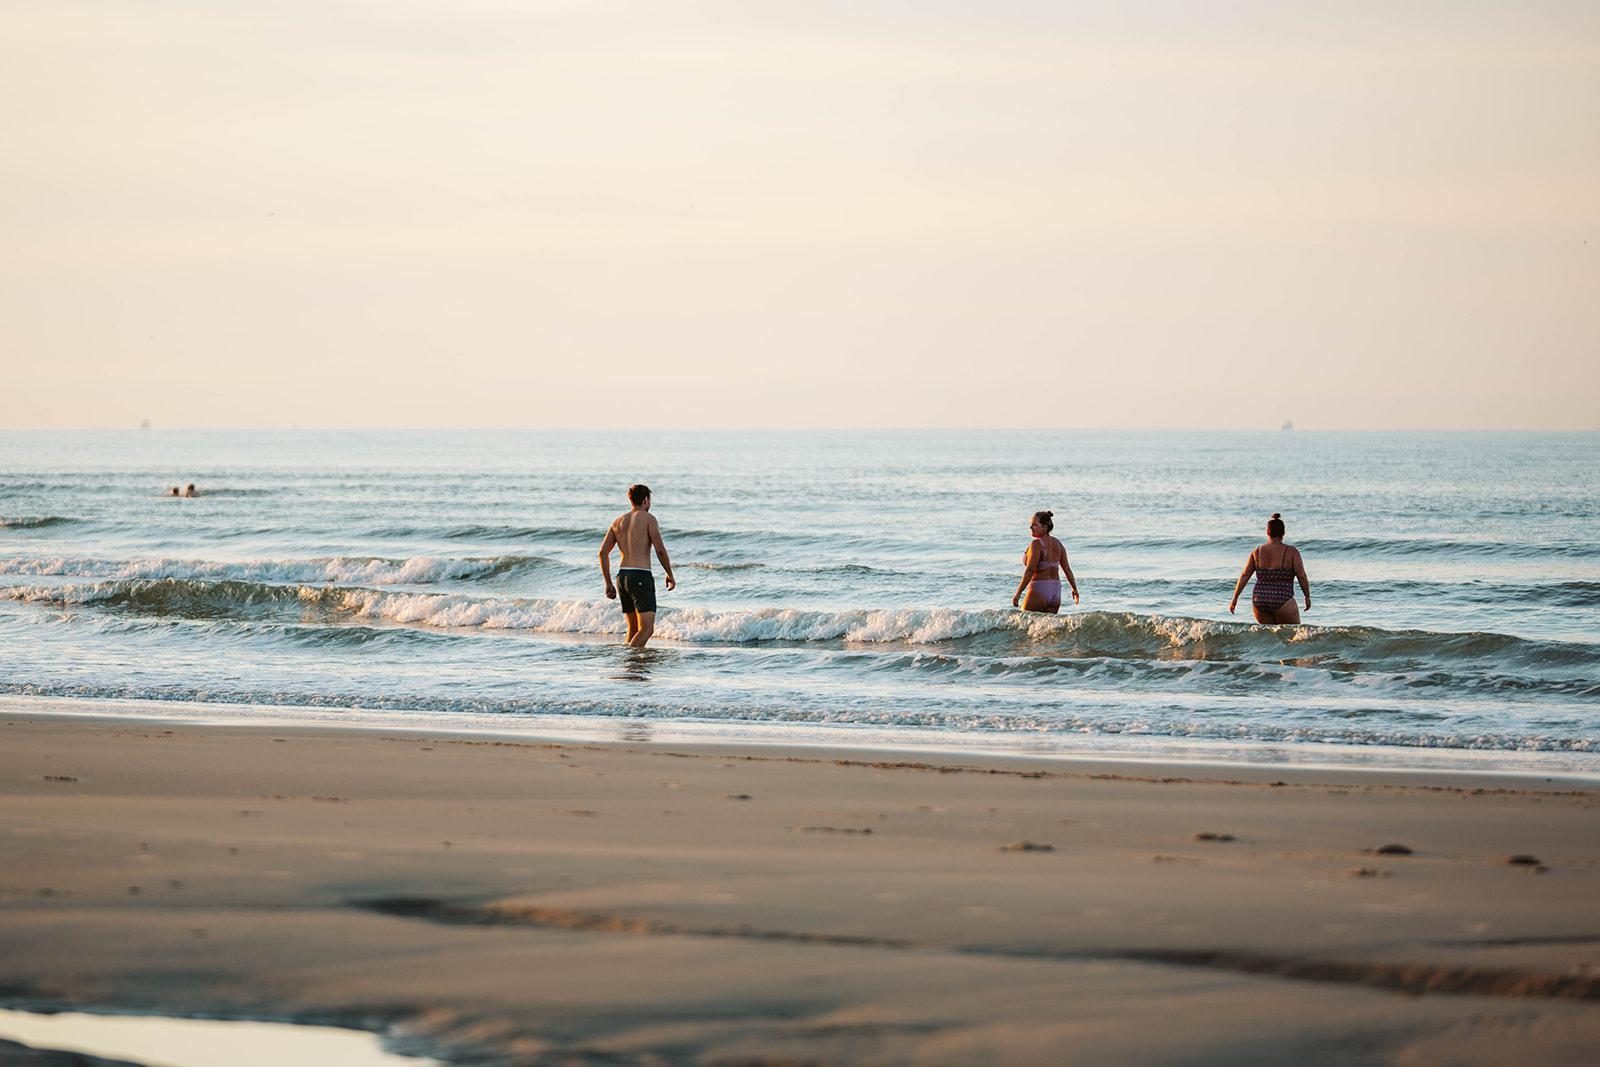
left=1270, top=512, right=1281, bottom=520
left=1044, top=510, right=1054, bottom=519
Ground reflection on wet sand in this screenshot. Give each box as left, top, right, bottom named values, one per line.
left=617, top=720, right=654, bottom=742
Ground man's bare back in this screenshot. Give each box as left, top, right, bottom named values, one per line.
left=609, top=509, right=659, bottom=571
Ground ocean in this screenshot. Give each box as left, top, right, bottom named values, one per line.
left=2, top=430, right=1596, bottom=773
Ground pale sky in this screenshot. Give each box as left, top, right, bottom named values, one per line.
left=3, top=1, right=1597, bottom=429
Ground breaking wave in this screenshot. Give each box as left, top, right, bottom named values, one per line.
left=6, top=577, right=1596, bottom=676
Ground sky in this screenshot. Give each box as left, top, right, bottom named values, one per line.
left=2, top=0, right=1597, bottom=430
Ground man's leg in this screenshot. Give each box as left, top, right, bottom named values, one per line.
left=623, top=611, right=640, bottom=644
left=629, top=612, right=655, bottom=649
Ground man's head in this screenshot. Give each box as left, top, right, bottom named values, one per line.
left=628, top=484, right=651, bottom=508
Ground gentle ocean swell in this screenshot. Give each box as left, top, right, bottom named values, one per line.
left=332, top=523, right=1600, bottom=560
left=355, top=522, right=921, bottom=554
left=0, top=555, right=548, bottom=585
left=1074, top=534, right=1600, bottom=559
left=361, top=523, right=592, bottom=543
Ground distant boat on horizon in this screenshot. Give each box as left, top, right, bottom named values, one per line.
left=1281, top=420, right=1294, bottom=431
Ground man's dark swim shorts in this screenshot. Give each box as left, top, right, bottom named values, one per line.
left=616, top=569, right=657, bottom=614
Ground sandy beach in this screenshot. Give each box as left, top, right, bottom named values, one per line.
left=1, top=707, right=1596, bottom=1065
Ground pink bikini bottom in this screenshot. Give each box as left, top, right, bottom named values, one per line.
left=1027, top=579, right=1061, bottom=611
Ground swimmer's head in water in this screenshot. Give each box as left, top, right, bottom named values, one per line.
left=1031, top=510, right=1054, bottom=534
left=1267, top=512, right=1286, bottom=538
left=628, top=484, right=651, bottom=507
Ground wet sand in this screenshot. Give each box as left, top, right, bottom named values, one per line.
left=2, top=709, right=1597, bottom=1065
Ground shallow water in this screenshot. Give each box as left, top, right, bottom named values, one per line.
left=2, top=430, right=1596, bottom=771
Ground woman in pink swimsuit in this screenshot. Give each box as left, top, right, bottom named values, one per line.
left=1012, top=510, right=1079, bottom=614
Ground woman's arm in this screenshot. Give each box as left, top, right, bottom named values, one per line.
left=1012, top=543, right=1038, bottom=607
left=1293, top=548, right=1311, bottom=610
left=1058, top=538, right=1080, bottom=604
left=1228, top=551, right=1256, bottom=614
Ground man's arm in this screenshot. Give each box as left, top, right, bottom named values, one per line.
left=598, top=525, right=618, bottom=599
left=649, top=516, right=676, bottom=591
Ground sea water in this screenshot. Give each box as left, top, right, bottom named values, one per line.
left=2, top=430, right=1595, bottom=772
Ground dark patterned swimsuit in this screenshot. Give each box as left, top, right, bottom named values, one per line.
left=1250, top=548, right=1297, bottom=611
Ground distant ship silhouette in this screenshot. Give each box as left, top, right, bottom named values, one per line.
left=1281, top=420, right=1294, bottom=431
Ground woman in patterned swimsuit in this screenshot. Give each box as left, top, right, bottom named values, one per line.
left=1228, top=512, right=1311, bottom=624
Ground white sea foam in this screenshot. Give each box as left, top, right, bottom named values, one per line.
left=9, top=578, right=1593, bottom=674
left=329, top=589, right=1211, bottom=648
left=0, top=580, right=1227, bottom=650
left=329, top=588, right=1049, bottom=643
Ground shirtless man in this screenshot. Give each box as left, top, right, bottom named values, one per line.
left=599, top=484, right=676, bottom=648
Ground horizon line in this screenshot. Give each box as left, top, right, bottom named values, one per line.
left=3, top=425, right=1598, bottom=435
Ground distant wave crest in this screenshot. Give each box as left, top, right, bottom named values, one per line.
left=0, top=555, right=547, bottom=586
left=0, top=516, right=80, bottom=529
